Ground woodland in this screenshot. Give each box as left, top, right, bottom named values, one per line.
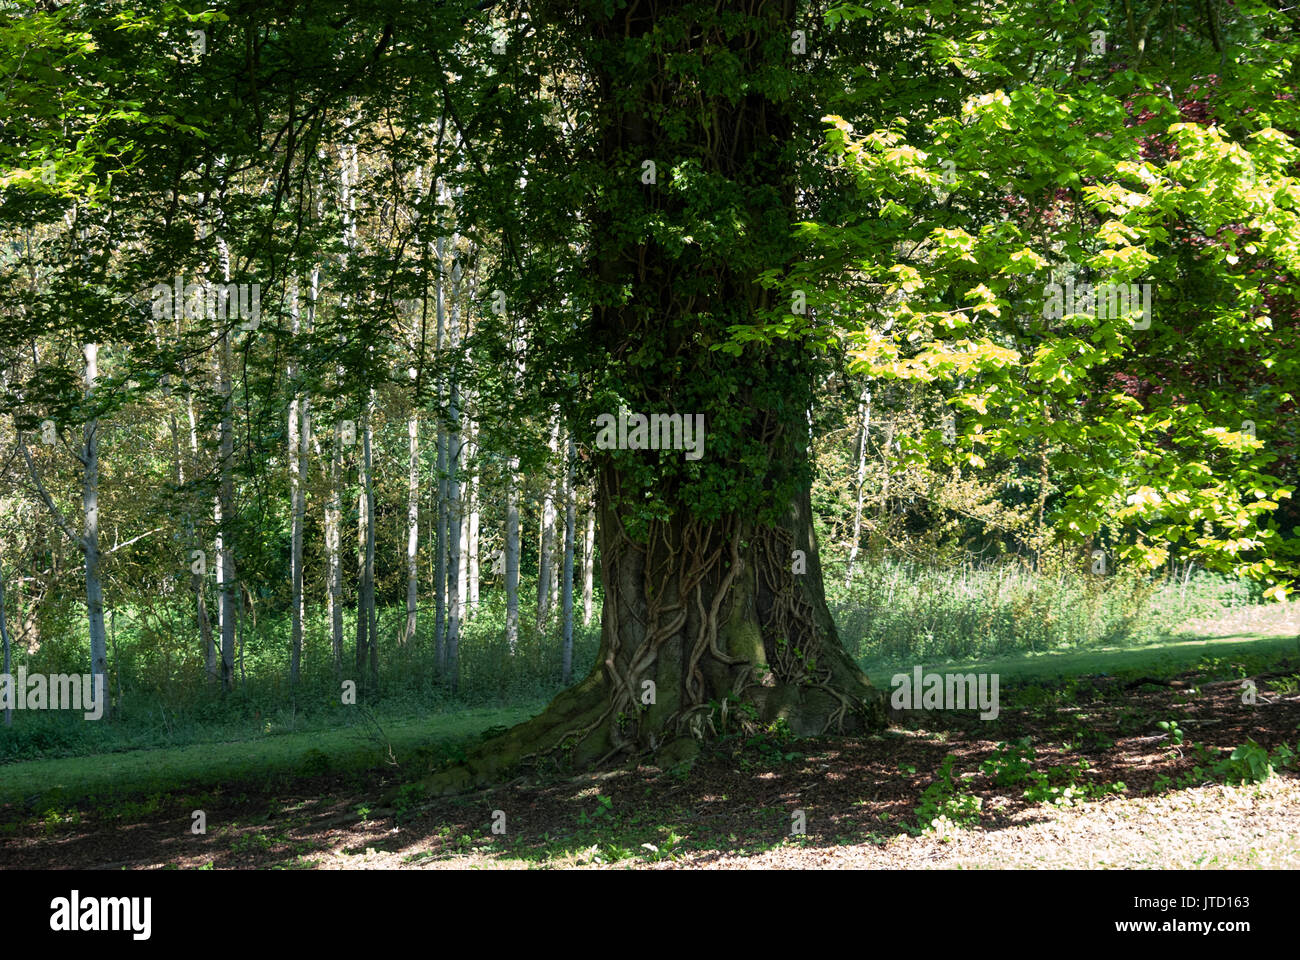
left=1, top=0, right=1298, bottom=870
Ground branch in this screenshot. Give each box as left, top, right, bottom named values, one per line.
left=17, top=432, right=85, bottom=552
left=106, top=527, right=162, bottom=555
left=1133, top=0, right=1165, bottom=69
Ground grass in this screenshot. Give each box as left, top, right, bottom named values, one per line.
left=8, top=609, right=1296, bottom=817
left=863, top=616, right=1300, bottom=691
left=829, top=559, right=1265, bottom=664
left=0, top=702, right=541, bottom=810
left=0, top=590, right=601, bottom=765
left=6, top=601, right=1300, bottom=869
left=4, top=574, right=1294, bottom=821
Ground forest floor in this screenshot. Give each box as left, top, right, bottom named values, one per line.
left=4, top=608, right=1299, bottom=869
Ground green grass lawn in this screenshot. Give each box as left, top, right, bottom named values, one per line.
left=0, top=702, right=543, bottom=809
left=5, top=607, right=1297, bottom=815
left=863, top=623, right=1300, bottom=690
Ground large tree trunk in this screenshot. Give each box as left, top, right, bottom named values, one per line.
left=422, top=0, right=883, bottom=794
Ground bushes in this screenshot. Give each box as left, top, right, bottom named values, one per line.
left=827, top=558, right=1261, bottom=665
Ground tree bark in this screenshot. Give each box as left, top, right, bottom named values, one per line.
left=458, top=445, right=469, bottom=624
left=185, top=387, right=215, bottom=682
left=536, top=417, right=559, bottom=629
left=445, top=261, right=463, bottom=691
left=581, top=501, right=595, bottom=627
left=213, top=230, right=238, bottom=694
left=561, top=435, right=576, bottom=684
left=1, top=524, right=12, bottom=726
left=466, top=419, right=480, bottom=618
left=844, top=384, right=871, bottom=586
left=326, top=417, right=344, bottom=674
left=80, top=344, right=109, bottom=716
left=433, top=230, right=449, bottom=671
left=215, top=334, right=236, bottom=692
left=288, top=279, right=307, bottom=685
left=505, top=452, right=521, bottom=653
left=355, top=398, right=378, bottom=688
left=405, top=409, right=420, bottom=645
left=504, top=329, right=524, bottom=653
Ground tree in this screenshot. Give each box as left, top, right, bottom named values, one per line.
left=561, top=434, right=576, bottom=684
left=424, top=0, right=886, bottom=792
left=809, top=0, right=1300, bottom=595
left=0, top=529, right=11, bottom=727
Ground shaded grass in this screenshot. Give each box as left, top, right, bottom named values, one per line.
left=5, top=606, right=1297, bottom=823
left=0, top=702, right=541, bottom=810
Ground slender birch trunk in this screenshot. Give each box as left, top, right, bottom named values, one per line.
left=79, top=344, right=109, bottom=714
left=362, top=396, right=378, bottom=686
left=844, top=384, right=871, bottom=587
left=536, top=418, right=559, bottom=629
left=467, top=417, right=480, bottom=618
left=505, top=454, right=520, bottom=653
left=458, top=456, right=469, bottom=624
left=185, top=387, right=215, bottom=681
left=333, top=121, right=360, bottom=675
left=327, top=419, right=344, bottom=673
left=445, top=261, right=463, bottom=692
left=561, top=435, right=576, bottom=684
left=504, top=322, right=523, bottom=652
left=581, top=500, right=595, bottom=627
left=288, top=279, right=306, bottom=685
left=1, top=523, right=12, bottom=725
left=405, top=408, right=420, bottom=644
left=216, top=327, right=236, bottom=692
left=355, top=402, right=378, bottom=687
left=433, top=230, right=448, bottom=670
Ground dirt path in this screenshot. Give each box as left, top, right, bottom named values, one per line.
left=310, top=776, right=1300, bottom=870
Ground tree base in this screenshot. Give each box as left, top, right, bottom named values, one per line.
left=418, top=650, right=885, bottom=796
